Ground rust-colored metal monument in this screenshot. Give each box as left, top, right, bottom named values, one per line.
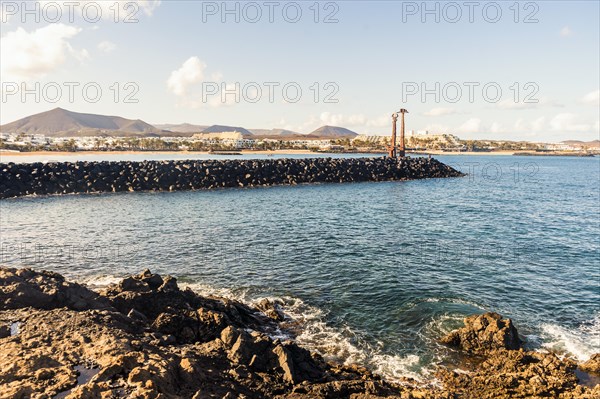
left=389, top=108, right=408, bottom=158
left=389, top=113, right=398, bottom=158
left=398, top=108, right=408, bottom=157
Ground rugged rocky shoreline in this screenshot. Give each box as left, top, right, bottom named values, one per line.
left=0, top=267, right=598, bottom=398
left=0, top=157, right=463, bottom=199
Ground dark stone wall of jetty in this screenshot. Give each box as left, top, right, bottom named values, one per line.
left=0, top=157, right=464, bottom=199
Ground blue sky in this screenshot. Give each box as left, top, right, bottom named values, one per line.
left=1, top=0, right=599, bottom=141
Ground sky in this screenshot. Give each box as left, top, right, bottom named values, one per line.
left=1, top=0, right=599, bottom=142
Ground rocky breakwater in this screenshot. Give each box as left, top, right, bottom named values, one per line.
left=0, top=157, right=464, bottom=199
left=1, top=268, right=598, bottom=399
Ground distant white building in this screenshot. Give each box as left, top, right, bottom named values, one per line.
left=192, top=131, right=255, bottom=148
left=260, top=138, right=332, bottom=148
left=544, top=143, right=577, bottom=151
left=352, top=135, right=388, bottom=145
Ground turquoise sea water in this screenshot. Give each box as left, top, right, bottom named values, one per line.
left=1, top=154, right=599, bottom=381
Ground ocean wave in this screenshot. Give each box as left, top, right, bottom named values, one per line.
left=539, top=313, right=600, bottom=361
left=76, top=276, right=475, bottom=382
left=424, top=313, right=467, bottom=339
left=248, top=295, right=428, bottom=382
left=180, top=285, right=430, bottom=382
left=80, top=274, right=123, bottom=289
left=78, top=274, right=599, bottom=382
left=180, top=281, right=248, bottom=300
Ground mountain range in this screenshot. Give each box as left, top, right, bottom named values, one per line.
left=0, top=108, right=163, bottom=137
left=562, top=140, right=600, bottom=148
left=0, top=108, right=359, bottom=139
left=154, top=123, right=209, bottom=134
left=306, top=125, right=359, bottom=139
left=249, top=128, right=303, bottom=138
left=201, top=125, right=254, bottom=137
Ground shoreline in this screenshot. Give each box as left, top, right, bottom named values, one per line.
left=1, top=267, right=598, bottom=398
left=0, top=149, right=319, bottom=157
left=414, top=150, right=597, bottom=157
left=1, top=149, right=596, bottom=158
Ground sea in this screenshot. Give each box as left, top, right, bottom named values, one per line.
left=1, top=153, right=598, bottom=382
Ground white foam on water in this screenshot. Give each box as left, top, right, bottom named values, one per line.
left=81, top=275, right=123, bottom=289
left=370, top=353, right=424, bottom=382
left=71, top=275, right=433, bottom=382
left=425, top=313, right=465, bottom=336
left=181, top=282, right=244, bottom=299
left=248, top=295, right=427, bottom=383
left=84, top=274, right=600, bottom=384
left=540, top=313, right=600, bottom=361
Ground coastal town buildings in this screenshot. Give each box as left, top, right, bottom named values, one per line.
left=1, top=131, right=598, bottom=154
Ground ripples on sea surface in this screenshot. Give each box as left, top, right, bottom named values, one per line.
left=1, top=154, right=599, bottom=381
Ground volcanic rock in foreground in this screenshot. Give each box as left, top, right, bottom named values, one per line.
left=0, top=157, right=464, bottom=199
left=439, top=313, right=600, bottom=399
left=0, top=267, right=429, bottom=399
left=580, top=354, right=600, bottom=374
left=439, top=312, right=522, bottom=355
left=0, top=267, right=598, bottom=399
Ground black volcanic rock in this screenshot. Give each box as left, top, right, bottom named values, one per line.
left=0, top=157, right=465, bottom=199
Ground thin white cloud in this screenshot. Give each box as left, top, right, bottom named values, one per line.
left=319, top=112, right=367, bottom=126
left=496, top=97, right=562, bottom=110
left=456, top=118, right=481, bottom=134
left=295, top=113, right=390, bottom=134
left=167, top=57, right=206, bottom=97
left=422, top=123, right=451, bottom=133
left=97, top=40, right=116, bottom=53
left=166, top=57, right=237, bottom=108
left=531, top=116, right=546, bottom=132
left=366, top=114, right=390, bottom=128
left=423, top=107, right=458, bottom=116
left=457, top=115, right=595, bottom=138
left=489, top=122, right=504, bottom=134
left=580, top=89, right=599, bottom=106
left=72, top=48, right=90, bottom=63
left=418, top=114, right=596, bottom=140
left=298, top=113, right=598, bottom=139
left=210, top=72, right=224, bottom=82
left=136, top=0, right=162, bottom=16
left=550, top=113, right=595, bottom=132
left=559, top=26, right=573, bottom=37
left=1, top=24, right=85, bottom=82
left=318, top=112, right=394, bottom=129
left=496, top=100, right=538, bottom=110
